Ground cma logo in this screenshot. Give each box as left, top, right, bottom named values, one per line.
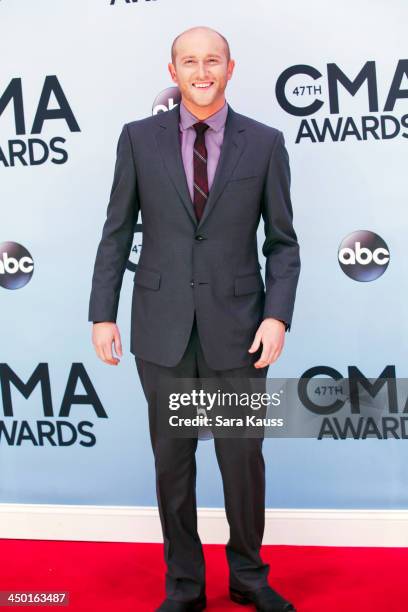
left=276, top=60, right=408, bottom=143
left=338, top=231, right=390, bottom=281
left=0, top=363, right=107, bottom=447
left=0, top=76, right=80, bottom=167
left=298, top=365, right=408, bottom=439
left=152, top=87, right=181, bottom=115
left=276, top=60, right=408, bottom=116
left=299, top=365, right=400, bottom=415
left=0, top=242, right=34, bottom=290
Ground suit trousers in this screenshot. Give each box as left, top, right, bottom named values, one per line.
left=135, top=314, right=270, bottom=601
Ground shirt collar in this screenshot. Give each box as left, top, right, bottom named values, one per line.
left=179, top=99, right=228, bottom=133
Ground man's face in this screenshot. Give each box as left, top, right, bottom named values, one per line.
left=168, top=30, right=234, bottom=109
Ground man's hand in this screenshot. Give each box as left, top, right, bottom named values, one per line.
left=248, top=318, right=285, bottom=368
left=92, top=322, right=123, bottom=365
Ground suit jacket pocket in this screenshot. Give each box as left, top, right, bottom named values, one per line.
left=134, top=265, right=161, bottom=290
left=234, top=272, right=264, bottom=296
left=224, top=175, right=259, bottom=192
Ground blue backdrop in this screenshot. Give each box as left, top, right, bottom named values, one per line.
left=0, top=0, right=407, bottom=509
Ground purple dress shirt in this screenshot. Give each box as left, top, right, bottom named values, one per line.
left=179, top=100, right=228, bottom=202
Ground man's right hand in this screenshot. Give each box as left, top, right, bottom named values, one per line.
left=92, top=322, right=123, bottom=365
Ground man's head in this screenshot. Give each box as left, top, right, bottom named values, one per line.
left=168, top=26, right=235, bottom=117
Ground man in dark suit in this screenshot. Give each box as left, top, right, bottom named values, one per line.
left=89, top=26, right=300, bottom=612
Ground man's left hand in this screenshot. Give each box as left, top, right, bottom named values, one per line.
left=248, top=318, right=286, bottom=368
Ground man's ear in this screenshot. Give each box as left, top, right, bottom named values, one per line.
left=168, top=63, right=177, bottom=84
left=227, top=59, right=236, bottom=80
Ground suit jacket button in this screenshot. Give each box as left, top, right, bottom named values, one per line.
left=190, top=281, right=195, bottom=287
left=195, top=235, right=205, bottom=241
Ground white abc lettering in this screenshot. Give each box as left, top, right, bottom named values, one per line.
left=152, top=98, right=179, bottom=115
left=0, top=253, right=34, bottom=274
left=167, top=97, right=178, bottom=110
left=339, top=247, right=356, bottom=264
left=372, top=247, right=390, bottom=265
left=152, top=103, right=168, bottom=115
left=19, top=256, right=34, bottom=273
left=339, top=242, right=389, bottom=266
left=1, top=253, right=19, bottom=273
left=355, top=242, right=372, bottom=263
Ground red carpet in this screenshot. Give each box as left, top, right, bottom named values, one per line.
left=0, top=540, right=406, bottom=611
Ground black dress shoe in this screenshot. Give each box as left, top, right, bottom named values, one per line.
left=155, top=594, right=206, bottom=611
left=230, top=585, right=295, bottom=611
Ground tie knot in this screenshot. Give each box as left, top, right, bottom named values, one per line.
left=193, top=122, right=209, bottom=136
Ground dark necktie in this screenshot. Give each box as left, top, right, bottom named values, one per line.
left=193, top=122, right=209, bottom=221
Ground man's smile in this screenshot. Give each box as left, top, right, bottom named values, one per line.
left=192, top=81, right=214, bottom=89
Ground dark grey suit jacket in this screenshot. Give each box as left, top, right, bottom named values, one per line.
left=88, top=103, right=300, bottom=370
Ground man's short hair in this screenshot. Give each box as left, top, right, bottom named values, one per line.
left=171, top=26, right=231, bottom=64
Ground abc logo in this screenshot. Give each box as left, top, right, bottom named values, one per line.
left=338, top=231, right=390, bottom=281
left=152, top=87, right=181, bottom=115
left=0, top=242, right=34, bottom=289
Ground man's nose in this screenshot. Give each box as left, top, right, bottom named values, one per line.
left=196, top=62, right=209, bottom=80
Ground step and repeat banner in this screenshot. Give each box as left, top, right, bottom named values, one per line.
left=0, top=0, right=407, bottom=509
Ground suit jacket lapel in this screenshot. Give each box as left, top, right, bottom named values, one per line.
left=155, top=102, right=246, bottom=229
left=197, top=104, right=246, bottom=230
left=155, top=104, right=197, bottom=226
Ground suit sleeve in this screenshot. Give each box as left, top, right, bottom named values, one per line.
left=88, top=123, right=140, bottom=323
left=261, top=130, right=301, bottom=331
